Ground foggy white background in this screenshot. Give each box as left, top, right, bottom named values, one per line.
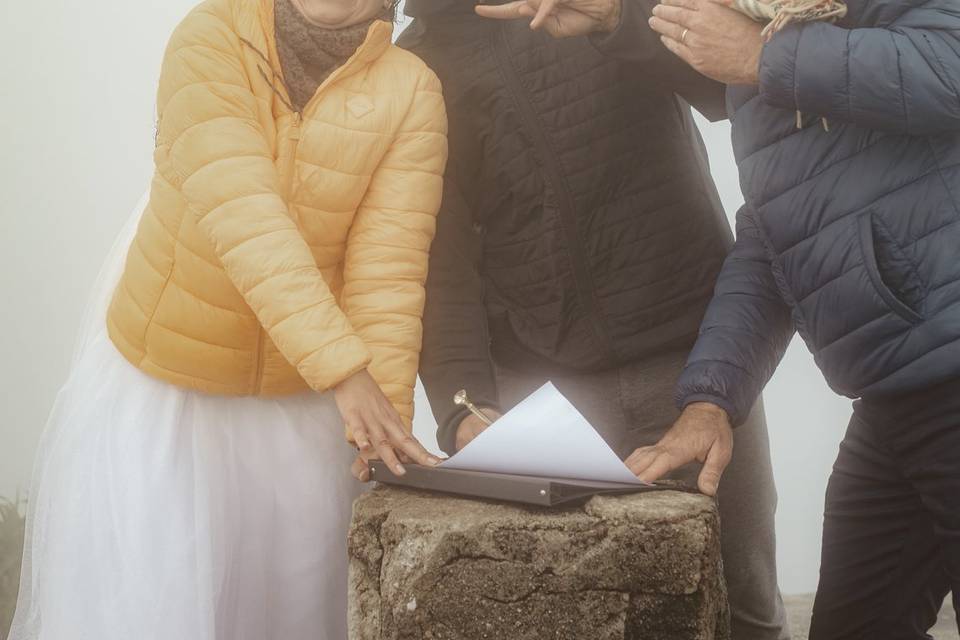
left=0, top=0, right=850, bottom=595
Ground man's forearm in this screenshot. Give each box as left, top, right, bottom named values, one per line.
left=675, top=207, right=795, bottom=426
left=419, top=177, right=502, bottom=455
left=420, top=345, right=501, bottom=455
left=419, top=266, right=501, bottom=454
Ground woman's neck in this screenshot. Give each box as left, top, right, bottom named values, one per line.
left=288, top=0, right=383, bottom=28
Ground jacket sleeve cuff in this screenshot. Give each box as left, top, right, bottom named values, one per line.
left=760, top=22, right=850, bottom=118
left=758, top=26, right=801, bottom=111
left=298, top=335, right=373, bottom=393
left=419, top=341, right=501, bottom=456
left=437, top=407, right=471, bottom=456
left=436, top=399, right=502, bottom=457
left=675, top=360, right=759, bottom=427
left=678, top=393, right=738, bottom=425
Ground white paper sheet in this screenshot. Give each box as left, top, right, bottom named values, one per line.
left=441, top=382, right=648, bottom=485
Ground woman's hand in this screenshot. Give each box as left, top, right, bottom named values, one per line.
left=648, top=0, right=763, bottom=85
left=475, top=0, right=622, bottom=38
left=335, top=369, right=440, bottom=480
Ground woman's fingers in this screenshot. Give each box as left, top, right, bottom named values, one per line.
left=351, top=420, right=372, bottom=453
left=334, top=369, right=440, bottom=475
left=376, top=402, right=441, bottom=467
left=386, top=422, right=441, bottom=468
left=351, top=455, right=371, bottom=482
left=362, top=414, right=406, bottom=476
left=363, top=406, right=440, bottom=475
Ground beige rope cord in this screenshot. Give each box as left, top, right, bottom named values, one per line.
left=721, top=0, right=848, bottom=40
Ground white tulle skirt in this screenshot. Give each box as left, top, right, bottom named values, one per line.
left=9, top=195, right=364, bottom=640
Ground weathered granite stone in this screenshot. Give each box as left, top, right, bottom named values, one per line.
left=348, top=486, right=729, bottom=640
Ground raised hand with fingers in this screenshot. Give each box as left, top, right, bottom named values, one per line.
left=475, top=0, right=623, bottom=38
left=626, top=402, right=734, bottom=496
left=647, top=0, right=763, bottom=85
left=335, top=369, right=441, bottom=481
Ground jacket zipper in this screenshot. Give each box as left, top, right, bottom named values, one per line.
left=284, top=111, right=302, bottom=201
left=490, top=26, right=617, bottom=363
left=242, top=20, right=366, bottom=395
left=251, top=327, right=266, bottom=394
left=245, top=29, right=360, bottom=393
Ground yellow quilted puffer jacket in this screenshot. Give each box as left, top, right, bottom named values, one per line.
left=107, top=0, right=448, bottom=425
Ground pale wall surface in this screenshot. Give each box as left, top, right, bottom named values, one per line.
left=0, top=0, right=850, bottom=594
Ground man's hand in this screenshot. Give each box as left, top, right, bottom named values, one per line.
left=455, top=409, right=503, bottom=452
left=625, top=402, right=734, bottom=496
left=475, top=0, right=622, bottom=38
left=335, top=369, right=441, bottom=479
left=648, top=0, right=763, bottom=85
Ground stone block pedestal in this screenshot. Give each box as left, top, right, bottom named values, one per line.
left=348, top=486, right=729, bottom=639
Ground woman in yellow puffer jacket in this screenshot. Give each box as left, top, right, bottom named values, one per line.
left=9, top=1, right=446, bottom=638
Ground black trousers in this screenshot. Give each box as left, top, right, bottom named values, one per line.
left=810, top=378, right=960, bottom=639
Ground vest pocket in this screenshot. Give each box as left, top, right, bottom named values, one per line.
left=858, top=213, right=925, bottom=324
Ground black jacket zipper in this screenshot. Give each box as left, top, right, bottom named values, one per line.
left=489, top=25, right=617, bottom=364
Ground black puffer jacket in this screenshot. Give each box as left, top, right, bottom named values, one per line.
left=401, top=0, right=733, bottom=452
left=677, top=0, right=960, bottom=424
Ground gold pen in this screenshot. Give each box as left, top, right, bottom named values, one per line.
left=453, top=389, right=494, bottom=426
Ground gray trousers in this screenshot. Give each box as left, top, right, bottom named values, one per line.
left=496, top=347, right=790, bottom=640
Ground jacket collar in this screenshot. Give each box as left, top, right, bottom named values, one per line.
left=254, top=0, right=393, bottom=111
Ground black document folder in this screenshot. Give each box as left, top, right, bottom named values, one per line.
left=368, top=460, right=668, bottom=507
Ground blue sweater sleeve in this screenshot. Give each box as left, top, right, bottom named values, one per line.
left=759, top=3, right=960, bottom=135
left=676, top=207, right=795, bottom=426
